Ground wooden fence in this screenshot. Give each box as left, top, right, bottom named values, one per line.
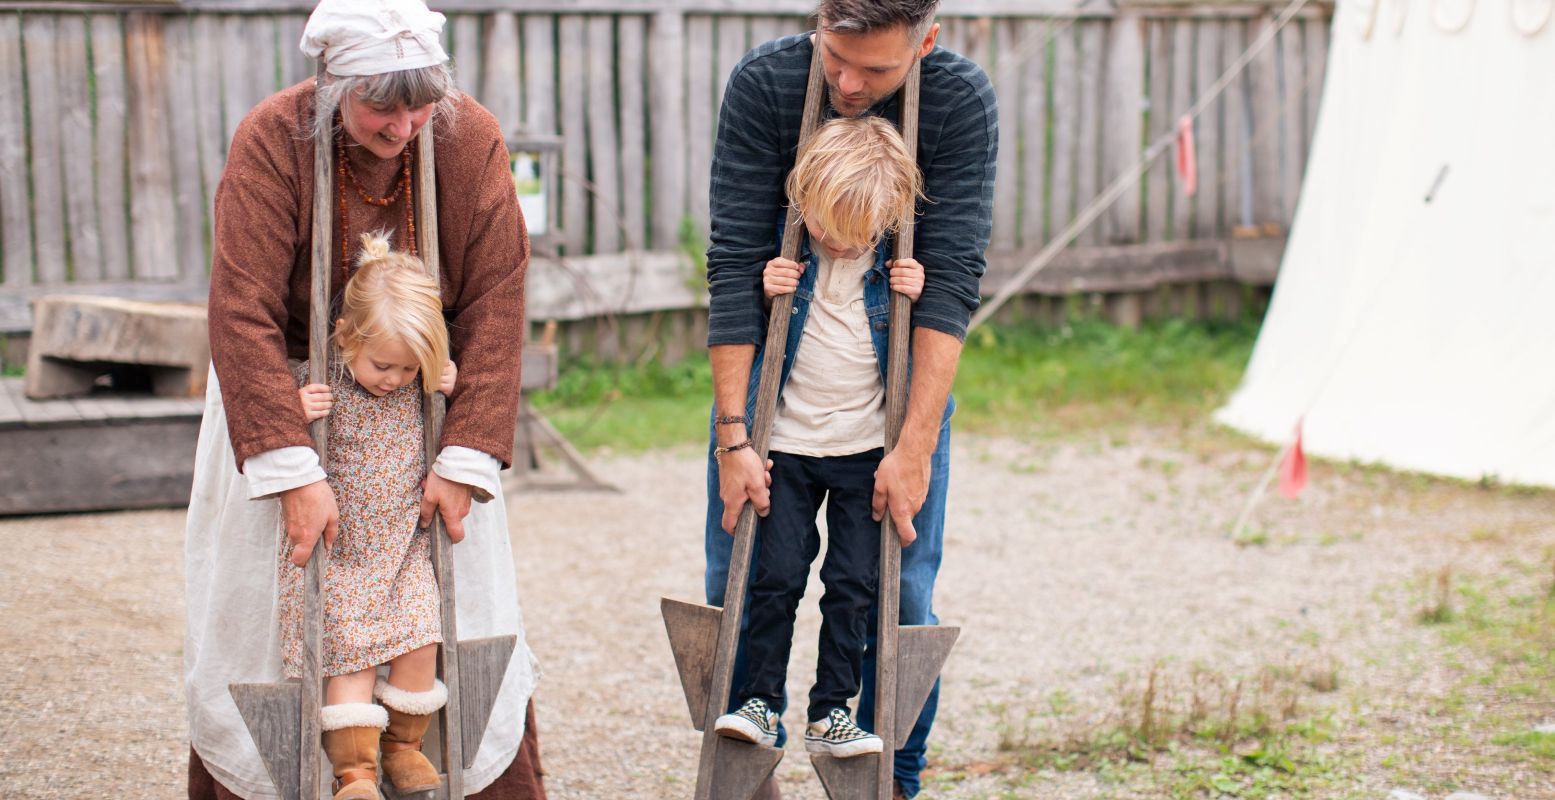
left=0, top=0, right=1332, bottom=354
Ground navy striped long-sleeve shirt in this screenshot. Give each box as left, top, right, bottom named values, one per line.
left=706, top=32, right=998, bottom=347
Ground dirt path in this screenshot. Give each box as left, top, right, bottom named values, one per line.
left=2, top=427, right=1551, bottom=798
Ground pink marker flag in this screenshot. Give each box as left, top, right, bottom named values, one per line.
left=1279, top=418, right=1308, bottom=500
left=1175, top=115, right=1198, bottom=198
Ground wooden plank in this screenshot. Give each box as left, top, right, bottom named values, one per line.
left=0, top=0, right=1337, bottom=17
left=0, top=418, right=200, bottom=514
left=1102, top=12, right=1144, bottom=245
left=647, top=10, right=685, bottom=251
left=586, top=15, right=621, bottom=254
left=522, top=14, right=555, bottom=134
left=456, top=635, right=518, bottom=766
left=1278, top=19, right=1304, bottom=225
left=190, top=13, right=224, bottom=253
left=714, top=14, right=745, bottom=113
left=227, top=683, right=302, bottom=800
left=0, top=12, right=29, bottom=287
left=685, top=15, right=714, bottom=241
left=0, top=377, right=22, bottom=424
left=1018, top=17, right=1048, bottom=249
left=451, top=14, right=481, bottom=96
left=1048, top=24, right=1078, bottom=242
left=0, top=0, right=1325, bottom=18
left=1247, top=11, right=1280, bottom=226
left=276, top=13, right=308, bottom=88
left=1144, top=19, right=1171, bottom=243
left=1169, top=18, right=1194, bottom=241
left=162, top=15, right=208, bottom=281
left=1304, top=18, right=1328, bottom=169
left=962, top=17, right=993, bottom=75
left=13, top=390, right=86, bottom=425
left=22, top=14, right=66, bottom=284
left=57, top=15, right=104, bottom=281
left=91, top=12, right=131, bottom=281
left=125, top=12, right=178, bottom=279
left=982, top=238, right=1232, bottom=295
left=745, top=14, right=784, bottom=47
left=1221, top=18, right=1250, bottom=231
left=250, top=15, right=280, bottom=99
left=936, top=16, right=962, bottom=56
left=990, top=19, right=1018, bottom=252
left=521, top=238, right=1256, bottom=321
left=557, top=14, right=587, bottom=255
left=220, top=14, right=251, bottom=148
left=617, top=14, right=647, bottom=250
left=1193, top=19, right=1223, bottom=237
left=894, top=625, right=960, bottom=742
left=661, top=599, right=721, bottom=729
left=66, top=394, right=114, bottom=422
left=482, top=13, right=521, bottom=132
left=1075, top=21, right=1104, bottom=246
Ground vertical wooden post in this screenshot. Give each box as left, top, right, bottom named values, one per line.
left=692, top=37, right=826, bottom=800
left=586, top=16, right=622, bottom=254
left=648, top=10, right=686, bottom=251
left=416, top=122, right=467, bottom=798
left=301, top=60, right=333, bottom=800
left=1101, top=10, right=1143, bottom=244
left=875, top=63, right=921, bottom=799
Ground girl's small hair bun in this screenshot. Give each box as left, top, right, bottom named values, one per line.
left=356, top=231, right=395, bottom=266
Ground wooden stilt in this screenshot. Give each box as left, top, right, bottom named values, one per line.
left=663, top=35, right=829, bottom=800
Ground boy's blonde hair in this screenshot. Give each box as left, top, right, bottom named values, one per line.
left=785, top=116, right=925, bottom=251
left=335, top=232, right=448, bottom=393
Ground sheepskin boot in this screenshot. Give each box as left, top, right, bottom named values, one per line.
left=321, top=702, right=389, bottom=800
left=374, top=678, right=448, bottom=793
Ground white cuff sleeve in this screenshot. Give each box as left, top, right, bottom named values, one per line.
left=432, top=446, right=501, bottom=503
left=244, top=446, right=327, bottom=500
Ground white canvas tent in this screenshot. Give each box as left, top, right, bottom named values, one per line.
left=1216, top=0, right=1555, bottom=487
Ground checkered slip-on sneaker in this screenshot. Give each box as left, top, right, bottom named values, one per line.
left=714, top=697, right=780, bottom=747
left=804, top=707, right=883, bottom=758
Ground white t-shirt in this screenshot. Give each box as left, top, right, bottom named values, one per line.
left=769, top=249, right=886, bottom=457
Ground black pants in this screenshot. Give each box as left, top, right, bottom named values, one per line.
left=738, top=448, right=883, bottom=723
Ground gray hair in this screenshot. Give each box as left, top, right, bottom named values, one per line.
left=816, top=0, right=940, bottom=41
left=312, top=62, right=460, bottom=141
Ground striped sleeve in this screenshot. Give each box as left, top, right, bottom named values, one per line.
left=705, top=50, right=790, bottom=347
left=911, top=61, right=999, bottom=341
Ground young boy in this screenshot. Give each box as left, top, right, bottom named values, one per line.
left=712, top=115, right=925, bottom=757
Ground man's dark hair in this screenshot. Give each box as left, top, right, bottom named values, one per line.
left=816, top=0, right=940, bottom=38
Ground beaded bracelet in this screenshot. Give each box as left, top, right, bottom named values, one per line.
left=713, top=439, right=754, bottom=461
left=714, top=415, right=747, bottom=425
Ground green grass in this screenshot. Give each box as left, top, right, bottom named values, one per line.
left=528, top=356, right=714, bottom=453
left=529, top=317, right=1261, bottom=452
left=954, top=317, right=1260, bottom=435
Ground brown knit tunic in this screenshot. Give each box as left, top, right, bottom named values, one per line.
left=208, top=79, right=527, bottom=468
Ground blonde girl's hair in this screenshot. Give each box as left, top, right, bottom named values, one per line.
left=785, top=116, right=925, bottom=252
left=334, top=231, right=448, bottom=393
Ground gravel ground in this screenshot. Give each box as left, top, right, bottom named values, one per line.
left=1, top=427, right=1552, bottom=799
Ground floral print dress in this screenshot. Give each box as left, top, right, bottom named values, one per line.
left=277, top=361, right=442, bottom=678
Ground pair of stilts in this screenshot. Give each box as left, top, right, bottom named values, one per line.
left=228, top=63, right=515, bottom=800
left=661, top=45, right=959, bottom=800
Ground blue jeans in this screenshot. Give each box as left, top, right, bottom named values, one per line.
left=705, top=417, right=951, bottom=798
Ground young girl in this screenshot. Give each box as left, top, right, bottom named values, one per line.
left=277, top=231, right=457, bottom=800
left=711, top=116, right=925, bottom=758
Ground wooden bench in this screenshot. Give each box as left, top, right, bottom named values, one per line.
left=25, top=294, right=210, bottom=399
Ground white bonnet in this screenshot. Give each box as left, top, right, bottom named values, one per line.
left=300, top=0, right=449, bottom=77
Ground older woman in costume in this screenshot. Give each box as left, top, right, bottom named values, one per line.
left=183, top=0, right=543, bottom=797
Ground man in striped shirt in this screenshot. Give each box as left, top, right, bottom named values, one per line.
left=703, top=2, right=998, bottom=797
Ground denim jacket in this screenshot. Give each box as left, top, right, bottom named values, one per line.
left=736, top=234, right=956, bottom=428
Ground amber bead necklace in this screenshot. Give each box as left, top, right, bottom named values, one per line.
left=335, top=119, right=418, bottom=277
